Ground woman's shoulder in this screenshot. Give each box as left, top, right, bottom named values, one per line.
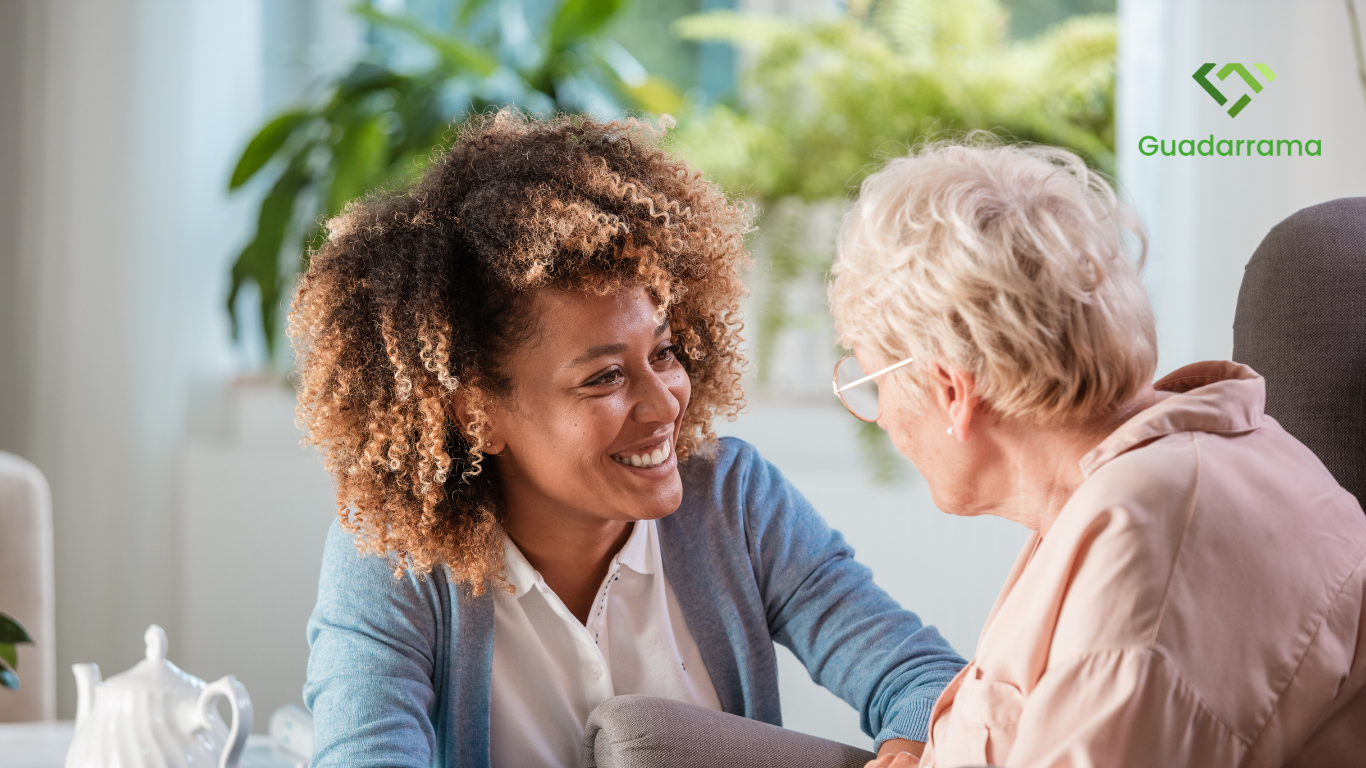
left=679, top=434, right=759, bottom=471
left=316, top=518, right=453, bottom=615
left=676, top=436, right=797, bottom=511
left=1047, top=425, right=1366, bottom=655
left=671, top=435, right=829, bottom=544
left=1071, top=433, right=1201, bottom=520
left=1033, top=439, right=1201, bottom=652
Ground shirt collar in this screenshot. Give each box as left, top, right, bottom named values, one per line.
left=616, top=519, right=653, bottom=576
left=499, top=519, right=655, bottom=597
left=500, top=535, right=539, bottom=598
left=1079, top=360, right=1265, bottom=477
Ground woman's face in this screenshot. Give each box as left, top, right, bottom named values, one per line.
left=484, top=286, right=691, bottom=526
left=855, top=345, right=988, bottom=517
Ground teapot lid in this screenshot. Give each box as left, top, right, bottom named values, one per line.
left=103, top=625, right=205, bottom=691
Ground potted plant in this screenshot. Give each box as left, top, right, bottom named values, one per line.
left=669, top=0, right=1117, bottom=479
left=227, top=0, right=681, bottom=366
left=0, top=612, right=33, bottom=691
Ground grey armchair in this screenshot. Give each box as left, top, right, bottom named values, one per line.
left=582, top=695, right=876, bottom=768
left=1233, top=197, right=1366, bottom=506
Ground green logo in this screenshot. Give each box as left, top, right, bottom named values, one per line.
left=1192, top=63, right=1277, bottom=117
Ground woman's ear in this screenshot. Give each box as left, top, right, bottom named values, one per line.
left=449, top=392, right=507, bottom=455
left=929, top=363, right=980, bottom=442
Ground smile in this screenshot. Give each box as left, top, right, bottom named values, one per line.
left=611, top=438, right=672, bottom=469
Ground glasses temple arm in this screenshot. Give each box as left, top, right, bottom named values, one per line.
left=833, top=356, right=915, bottom=393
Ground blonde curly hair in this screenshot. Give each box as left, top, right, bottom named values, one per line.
left=289, top=111, right=751, bottom=593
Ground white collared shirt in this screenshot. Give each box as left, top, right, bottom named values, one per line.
left=489, top=519, right=722, bottom=768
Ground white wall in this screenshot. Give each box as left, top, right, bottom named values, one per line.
left=178, top=383, right=337, bottom=733
left=1118, top=0, right=1366, bottom=372
left=8, top=0, right=225, bottom=720
left=1, top=0, right=360, bottom=721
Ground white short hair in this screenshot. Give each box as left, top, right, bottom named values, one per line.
left=829, top=138, right=1157, bottom=425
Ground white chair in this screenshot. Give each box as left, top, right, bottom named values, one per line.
left=0, top=451, right=55, bottom=721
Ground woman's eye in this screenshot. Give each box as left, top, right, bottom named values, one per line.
left=655, top=344, right=679, bottom=362
left=587, top=368, right=624, bottom=387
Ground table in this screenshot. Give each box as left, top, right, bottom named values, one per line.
left=0, top=721, right=304, bottom=768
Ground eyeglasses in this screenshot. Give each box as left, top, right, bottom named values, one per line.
left=832, top=354, right=915, bottom=422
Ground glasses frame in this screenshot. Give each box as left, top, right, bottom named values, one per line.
left=832, top=354, right=915, bottom=422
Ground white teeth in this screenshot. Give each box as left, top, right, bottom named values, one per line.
left=614, top=438, right=672, bottom=469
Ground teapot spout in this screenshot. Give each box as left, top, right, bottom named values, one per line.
left=72, top=663, right=101, bottom=731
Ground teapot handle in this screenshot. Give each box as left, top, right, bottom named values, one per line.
left=196, top=675, right=253, bottom=768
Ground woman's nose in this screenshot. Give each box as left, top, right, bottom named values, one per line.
left=631, top=370, right=680, bottom=424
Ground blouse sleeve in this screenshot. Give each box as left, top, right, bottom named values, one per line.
left=737, top=443, right=967, bottom=746
left=304, top=521, right=447, bottom=768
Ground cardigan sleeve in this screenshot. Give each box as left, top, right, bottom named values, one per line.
left=304, top=520, right=445, bottom=768
left=734, top=440, right=967, bottom=746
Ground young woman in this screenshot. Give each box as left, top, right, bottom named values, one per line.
left=294, top=111, right=964, bottom=768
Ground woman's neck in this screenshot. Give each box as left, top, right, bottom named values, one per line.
left=977, top=387, right=1169, bottom=538
left=501, top=498, right=633, bottom=625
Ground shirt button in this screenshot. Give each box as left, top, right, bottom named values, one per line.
left=589, top=666, right=603, bottom=679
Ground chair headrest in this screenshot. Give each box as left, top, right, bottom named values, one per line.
left=1233, top=197, right=1366, bottom=504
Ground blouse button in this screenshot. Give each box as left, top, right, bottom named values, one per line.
left=590, top=666, right=603, bottom=679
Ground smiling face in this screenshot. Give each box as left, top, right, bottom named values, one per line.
left=484, top=286, right=691, bottom=528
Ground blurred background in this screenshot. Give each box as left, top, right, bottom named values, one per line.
left=1, top=0, right=1363, bottom=749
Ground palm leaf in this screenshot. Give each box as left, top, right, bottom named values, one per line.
left=548, top=0, right=626, bottom=55
left=228, top=110, right=314, bottom=190
left=226, top=0, right=682, bottom=367
left=0, top=613, right=31, bottom=644
left=355, top=5, right=497, bottom=76
left=327, top=113, right=389, bottom=216
left=226, top=157, right=312, bottom=355
left=456, top=0, right=498, bottom=25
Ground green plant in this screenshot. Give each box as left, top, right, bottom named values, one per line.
left=0, top=612, right=33, bottom=691
left=669, top=0, right=1116, bottom=477
left=227, top=0, right=682, bottom=362
left=673, top=0, right=1115, bottom=200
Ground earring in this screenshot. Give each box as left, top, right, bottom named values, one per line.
left=946, top=427, right=954, bottom=436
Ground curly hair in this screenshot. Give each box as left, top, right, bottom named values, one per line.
left=289, top=110, right=751, bottom=594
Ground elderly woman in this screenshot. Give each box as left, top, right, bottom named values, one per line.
left=828, top=140, right=1366, bottom=768
left=294, top=112, right=964, bottom=768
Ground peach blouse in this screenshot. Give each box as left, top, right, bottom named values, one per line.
left=920, top=361, right=1366, bottom=768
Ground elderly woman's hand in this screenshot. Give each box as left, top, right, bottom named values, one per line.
left=864, top=752, right=921, bottom=768
left=865, top=739, right=924, bottom=768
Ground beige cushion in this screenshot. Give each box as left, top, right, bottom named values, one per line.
left=0, top=451, right=55, bottom=721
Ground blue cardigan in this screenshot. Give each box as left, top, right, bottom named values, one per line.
left=304, top=437, right=965, bottom=767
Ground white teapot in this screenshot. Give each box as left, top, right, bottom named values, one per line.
left=66, top=625, right=253, bottom=768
